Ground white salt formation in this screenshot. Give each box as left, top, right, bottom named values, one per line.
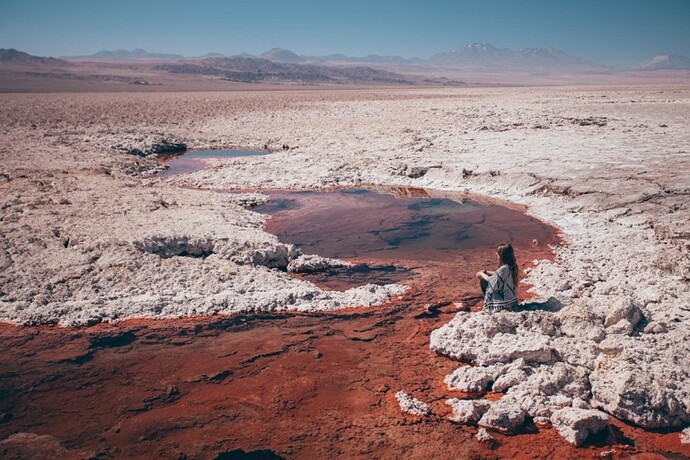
left=446, top=399, right=491, bottom=425
left=395, top=391, right=430, bottom=416
left=550, top=408, right=609, bottom=446
left=286, top=254, right=353, bottom=274
left=475, top=428, right=494, bottom=443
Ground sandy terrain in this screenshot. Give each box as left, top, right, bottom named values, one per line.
left=0, top=85, right=689, bottom=457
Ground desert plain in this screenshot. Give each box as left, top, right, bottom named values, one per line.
left=0, top=83, right=689, bottom=459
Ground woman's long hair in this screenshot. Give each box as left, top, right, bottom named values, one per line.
left=497, top=243, right=519, bottom=288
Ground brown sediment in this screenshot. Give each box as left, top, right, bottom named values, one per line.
left=0, top=194, right=688, bottom=459
left=1, top=270, right=688, bottom=458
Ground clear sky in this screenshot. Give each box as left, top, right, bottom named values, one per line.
left=1, top=0, right=689, bottom=66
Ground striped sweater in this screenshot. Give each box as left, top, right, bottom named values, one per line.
left=484, top=264, right=518, bottom=313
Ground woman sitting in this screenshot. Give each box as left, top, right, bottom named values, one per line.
left=476, top=243, right=519, bottom=313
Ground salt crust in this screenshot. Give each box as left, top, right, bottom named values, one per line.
left=550, top=407, right=609, bottom=446
left=0, top=87, right=688, bottom=439
left=286, top=254, right=352, bottom=274
left=446, top=399, right=490, bottom=425
left=395, top=391, right=430, bottom=417
left=475, top=428, right=494, bottom=442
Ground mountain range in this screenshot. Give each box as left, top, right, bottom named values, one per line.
left=2, top=45, right=688, bottom=91
left=56, top=44, right=690, bottom=72
left=426, top=43, right=608, bottom=72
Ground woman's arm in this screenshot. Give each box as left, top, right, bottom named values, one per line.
left=476, top=269, right=492, bottom=281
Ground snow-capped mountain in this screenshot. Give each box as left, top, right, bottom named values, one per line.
left=428, top=43, right=607, bottom=72
left=634, top=54, right=690, bottom=70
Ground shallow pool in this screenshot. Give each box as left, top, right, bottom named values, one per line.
left=158, top=149, right=268, bottom=178
left=256, top=187, right=561, bottom=291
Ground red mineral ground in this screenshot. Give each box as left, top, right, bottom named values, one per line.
left=0, top=189, right=687, bottom=460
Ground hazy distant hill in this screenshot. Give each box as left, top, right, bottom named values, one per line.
left=72, top=48, right=184, bottom=60
left=14, top=45, right=690, bottom=74
left=260, top=48, right=304, bottom=63
left=0, top=48, right=70, bottom=66
left=313, top=53, right=415, bottom=65
left=428, top=43, right=608, bottom=72
left=634, top=54, right=690, bottom=70
left=155, top=56, right=413, bottom=84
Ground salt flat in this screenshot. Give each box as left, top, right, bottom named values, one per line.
left=0, top=85, right=688, bottom=444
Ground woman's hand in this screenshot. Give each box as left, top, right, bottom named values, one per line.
left=476, top=270, right=489, bottom=280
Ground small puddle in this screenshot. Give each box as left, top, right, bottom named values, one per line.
left=157, top=149, right=269, bottom=178
left=256, top=187, right=562, bottom=293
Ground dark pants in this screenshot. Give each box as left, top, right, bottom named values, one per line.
left=480, top=278, right=488, bottom=295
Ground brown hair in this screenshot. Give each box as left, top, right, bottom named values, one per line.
left=497, top=243, right=519, bottom=288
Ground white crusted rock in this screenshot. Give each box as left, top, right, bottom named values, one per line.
left=475, top=428, right=494, bottom=443
left=446, top=399, right=491, bottom=425
left=549, top=394, right=574, bottom=409
left=572, top=398, right=591, bottom=410
left=643, top=321, right=668, bottom=334
left=478, top=399, right=527, bottom=433
left=550, top=336, right=601, bottom=370
left=492, top=365, right=530, bottom=393
left=430, top=312, right=553, bottom=366
left=479, top=332, right=553, bottom=366
left=445, top=364, right=504, bottom=393
left=606, top=319, right=635, bottom=335
left=517, top=363, right=590, bottom=400
left=558, top=302, right=606, bottom=343
left=489, top=358, right=531, bottom=393
left=228, top=240, right=299, bottom=269
left=551, top=407, right=609, bottom=446
left=500, top=362, right=592, bottom=419
left=286, top=254, right=352, bottom=274
left=590, top=354, right=690, bottom=428
left=533, top=416, right=551, bottom=427
left=604, top=299, right=642, bottom=329
left=430, top=312, right=516, bottom=362
left=395, top=391, right=430, bottom=417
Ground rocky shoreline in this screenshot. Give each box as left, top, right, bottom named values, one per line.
left=1, top=86, right=689, bottom=453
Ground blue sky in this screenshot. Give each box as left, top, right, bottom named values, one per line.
left=1, top=0, right=689, bottom=66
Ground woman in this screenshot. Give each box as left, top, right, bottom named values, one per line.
left=476, top=243, right=519, bottom=313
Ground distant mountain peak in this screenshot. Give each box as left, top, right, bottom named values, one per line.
left=451, top=43, right=499, bottom=53
left=634, top=53, right=690, bottom=70
left=260, top=48, right=304, bottom=63
left=466, top=42, right=496, bottom=48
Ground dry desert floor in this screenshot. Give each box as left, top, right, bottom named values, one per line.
left=0, top=85, right=689, bottom=459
